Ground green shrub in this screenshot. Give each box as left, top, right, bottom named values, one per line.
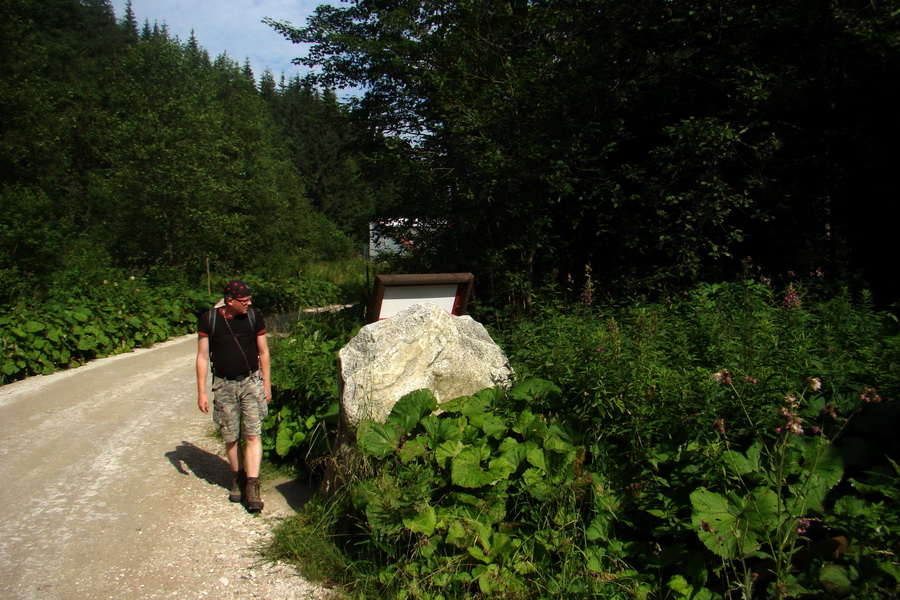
left=0, top=275, right=207, bottom=383
left=241, top=273, right=344, bottom=315
left=271, top=384, right=652, bottom=599
left=266, top=277, right=899, bottom=598
left=264, top=306, right=365, bottom=474
left=496, top=279, right=897, bottom=455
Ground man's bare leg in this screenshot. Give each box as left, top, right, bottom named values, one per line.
left=243, top=435, right=264, bottom=512
left=243, top=435, right=262, bottom=478
left=225, top=439, right=243, bottom=472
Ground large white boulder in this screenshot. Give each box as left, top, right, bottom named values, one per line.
left=339, top=302, right=514, bottom=427
left=323, top=302, right=514, bottom=495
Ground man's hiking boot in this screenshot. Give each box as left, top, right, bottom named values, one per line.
left=245, top=477, right=264, bottom=513
left=229, top=470, right=246, bottom=503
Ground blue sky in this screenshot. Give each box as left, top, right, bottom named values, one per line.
left=110, top=0, right=338, bottom=82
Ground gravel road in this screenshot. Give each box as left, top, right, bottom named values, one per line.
left=0, top=335, right=334, bottom=600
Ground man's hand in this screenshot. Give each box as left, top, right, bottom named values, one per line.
left=198, top=391, right=210, bottom=414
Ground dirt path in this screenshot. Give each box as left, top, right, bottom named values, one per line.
left=0, top=335, right=333, bottom=600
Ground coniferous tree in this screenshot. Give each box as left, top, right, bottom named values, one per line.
left=266, top=77, right=374, bottom=243
left=1, top=0, right=352, bottom=300
left=185, top=30, right=210, bottom=69
left=241, top=57, right=256, bottom=88
left=259, top=68, right=277, bottom=103
left=120, top=0, right=138, bottom=40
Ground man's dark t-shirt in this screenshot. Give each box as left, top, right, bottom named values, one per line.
left=197, top=307, right=266, bottom=378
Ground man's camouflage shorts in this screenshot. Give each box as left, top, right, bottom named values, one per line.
left=211, top=374, right=268, bottom=443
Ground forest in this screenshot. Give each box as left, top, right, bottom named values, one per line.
left=3, top=0, right=899, bottom=310
left=268, top=0, right=900, bottom=309
left=3, top=0, right=900, bottom=598
left=1, top=0, right=373, bottom=304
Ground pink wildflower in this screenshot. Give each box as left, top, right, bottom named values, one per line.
left=712, top=369, right=732, bottom=386
left=860, top=387, right=882, bottom=403
left=581, top=287, right=593, bottom=306
left=806, top=377, right=822, bottom=392
left=778, top=397, right=804, bottom=435
left=785, top=393, right=800, bottom=408
left=783, top=284, right=801, bottom=309
left=713, top=418, right=726, bottom=434
left=787, top=418, right=804, bottom=435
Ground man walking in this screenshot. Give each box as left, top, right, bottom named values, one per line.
left=196, top=279, right=271, bottom=512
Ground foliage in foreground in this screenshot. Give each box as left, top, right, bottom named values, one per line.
left=266, top=279, right=899, bottom=598
left=495, top=278, right=898, bottom=454
left=264, top=305, right=365, bottom=471
left=350, top=385, right=648, bottom=598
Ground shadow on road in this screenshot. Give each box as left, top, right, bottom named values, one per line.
left=165, top=441, right=319, bottom=512
left=274, top=479, right=317, bottom=512
left=166, top=440, right=231, bottom=489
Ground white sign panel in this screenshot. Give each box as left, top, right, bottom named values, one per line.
left=379, top=284, right=460, bottom=319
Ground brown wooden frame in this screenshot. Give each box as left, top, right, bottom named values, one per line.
left=368, top=273, right=474, bottom=322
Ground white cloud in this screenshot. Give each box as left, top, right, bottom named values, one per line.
left=111, top=0, right=332, bottom=81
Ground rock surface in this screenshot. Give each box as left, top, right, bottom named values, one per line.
left=338, top=302, right=514, bottom=428
left=323, top=303, right=513, bottom=496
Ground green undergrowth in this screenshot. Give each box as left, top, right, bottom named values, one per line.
left=263, top=277, right=899, bottom=598
left=266, top=493, right=357, bottom=588
left=241, top=273, right=344, bottom=315
left=300, top=257, right=378, bottom=305
left=0, top=275, right=208, bottom=383
left=264, top=304, right=366, bottom=475
left=348, top=385, right=648, bottom=598
left=0, top=269, right=350, bottom=386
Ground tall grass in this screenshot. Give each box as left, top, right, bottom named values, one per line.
left=300, top=257, right=382, bottom=304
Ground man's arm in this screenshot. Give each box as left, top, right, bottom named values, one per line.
left=256, top=332, right=272, bottom=402
left=196, top=336, right=211, bottom=413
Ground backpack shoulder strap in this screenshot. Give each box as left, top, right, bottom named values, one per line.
left=206, top=306, right=255, bottom=334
